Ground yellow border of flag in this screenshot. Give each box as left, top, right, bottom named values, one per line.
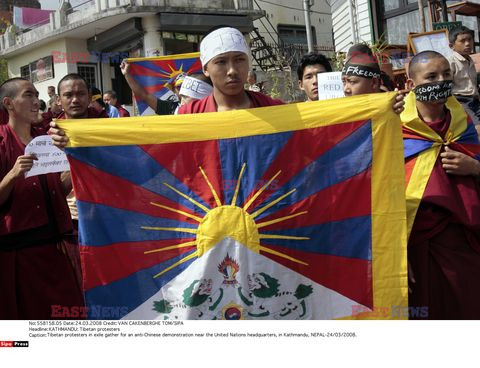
left=58, top=92, right=408, bottom=319
left=126, top=52, right=200, bottom=63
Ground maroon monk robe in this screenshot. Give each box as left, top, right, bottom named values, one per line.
left=0, top=123, right=84, bottom=319
left=56, top=106, right=109, bottom=120
left=408, top=111, right=480, bottom=319
left=0, top=108, right=8, bottom=125
left=115, top=104, right=130, bottom=118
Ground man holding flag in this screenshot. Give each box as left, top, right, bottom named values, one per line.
left=0, top=78, right=83, bottom=319
left=178, top=27, right=284, bottom=113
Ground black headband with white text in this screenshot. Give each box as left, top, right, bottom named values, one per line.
left=342, top=63, right=381, bottom=79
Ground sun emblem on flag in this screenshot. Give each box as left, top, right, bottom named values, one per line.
left=142, top=163, right=309, bottom=278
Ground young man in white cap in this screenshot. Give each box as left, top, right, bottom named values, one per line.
left=178, top=27, right=283, bottom=114
left=176, top=74, right=213, bottom=111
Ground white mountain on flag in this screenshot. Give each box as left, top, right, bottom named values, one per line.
left=123, top=237, right=369, bottom=320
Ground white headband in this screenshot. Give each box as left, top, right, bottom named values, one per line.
left=200, top=27, right=250, bottom=66
left=178, top=76, right=213, bottom=100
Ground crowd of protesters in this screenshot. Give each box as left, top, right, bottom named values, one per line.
left=0, top=25, right=479, bottom=320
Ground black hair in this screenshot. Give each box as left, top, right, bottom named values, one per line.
left=380, top=71, right=395, bottom=91
left=345, top=43, right=379, bottom=69
left=408, top=50, right=447, bottom=79
left=39, top=99, right=46, bottom=111
left=0, top=77, right=30, bottom=109
left=347, top=44, right=375, bottom=60
left=57, top=73, right=89, bottom=94
left=449, top=26, right=475, bottom=44
left=297, top=52, right=332, bottom=80
left=90, top=87, right=105, bottom=108
left=104, top=90, right=117, bottom=99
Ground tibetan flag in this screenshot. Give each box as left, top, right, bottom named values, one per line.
left=127, top=52, right=202, bottom=115
left=402, top=92, right=480, bottom=236
left=59, top=92, right=408, bottom=320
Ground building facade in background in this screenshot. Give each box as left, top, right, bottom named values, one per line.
left=253, top=0, right=334, bottom=60
left=332, top=0, right=479, bottom=52
left=0, top=0, right=337, bottom=106
left=0, top=0, right=264, bottom=104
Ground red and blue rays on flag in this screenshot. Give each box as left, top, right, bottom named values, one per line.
left=127, top=52, right=201, bottom=114
left=66, top=119, right=374, bottom=319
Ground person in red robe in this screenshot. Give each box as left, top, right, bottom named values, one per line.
left=178, top=27, right=284, bottom=114
left=403, top=51, right=480, bottom=319
left=55, top=75, right=108, bottom=121
left=0, top=77, right=84, bottom=319
left=52, top=74, right=108, bottom=286
left=0, top=106, right=8, bottom=124
left=341, top=44, right=404, bottom=113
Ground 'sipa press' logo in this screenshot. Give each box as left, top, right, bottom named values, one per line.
left=0, top=341, right=29, bottom=348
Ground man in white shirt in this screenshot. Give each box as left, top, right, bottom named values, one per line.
left=448, top=26, right=480, bottom=134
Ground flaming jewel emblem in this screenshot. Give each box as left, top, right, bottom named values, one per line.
left=218, top=254, right=240, bottom=285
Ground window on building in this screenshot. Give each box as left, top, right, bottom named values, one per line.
left=77, top=63, right=98, bottom=89
left=385, top=11, right=422, bottom=44
left=161, top=32, right=200, bottom=54
left=20, top=65, right=31, bottom=81
left=377, top=0, right=423, bottom=45
left=278, top=25, right=317, bottom=45
left=20, top=57, right=55, bottom=83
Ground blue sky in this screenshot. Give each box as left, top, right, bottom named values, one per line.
left=39, top=0, right=60, bottom=10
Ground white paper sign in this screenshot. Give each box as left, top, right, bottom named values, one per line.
left=317, top=72, right=344, bottom=100
left=24, top=135, right=70, bottom=178
left=412, top=32, right=453, bottom=59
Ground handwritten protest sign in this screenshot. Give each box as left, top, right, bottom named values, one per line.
left=24, top=135, right=70, bottom=178
left=317, top=72, right=344, bottom=100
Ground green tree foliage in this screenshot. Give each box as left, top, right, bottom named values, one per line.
left=0, top=16, right=10, bottom=84
left=0, top=58, right=7, bottom=84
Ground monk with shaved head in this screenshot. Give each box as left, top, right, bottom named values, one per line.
left=0, top=78, right=83, bottom=319
left=402, top=50, right=480, bottom=319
